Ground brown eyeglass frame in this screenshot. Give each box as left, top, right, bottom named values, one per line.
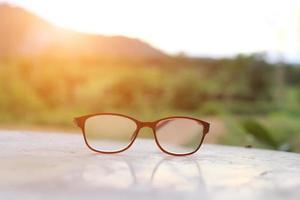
left=74, top=113, right=210, bottom=156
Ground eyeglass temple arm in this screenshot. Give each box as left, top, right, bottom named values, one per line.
left=73, top=117, right=85, bottom=128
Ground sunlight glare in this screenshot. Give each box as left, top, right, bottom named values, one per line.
left=6, top=0, right=300, bottom=59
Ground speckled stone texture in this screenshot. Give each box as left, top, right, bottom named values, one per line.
left=0, top=130, right=300, bottom=200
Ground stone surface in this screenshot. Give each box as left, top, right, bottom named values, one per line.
left=0, top=130, right=300, bottom=200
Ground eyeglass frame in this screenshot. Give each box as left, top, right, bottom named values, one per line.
left=74, top=113, right=210, bottom=156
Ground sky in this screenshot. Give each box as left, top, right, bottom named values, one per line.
left=2, top=0, right=300, bottom=62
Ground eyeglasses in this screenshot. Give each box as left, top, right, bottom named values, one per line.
left=74, top=113, right=210, bottom=156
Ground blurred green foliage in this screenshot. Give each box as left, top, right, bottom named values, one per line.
left=0, top=54, right=300, bottom=152
left=241, top=118, right=278, bottom=149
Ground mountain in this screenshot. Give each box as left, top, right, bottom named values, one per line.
left=0, top=4, right=165, bottom=59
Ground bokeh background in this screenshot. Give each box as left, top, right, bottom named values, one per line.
left=0, top=0, right=300, bottom=152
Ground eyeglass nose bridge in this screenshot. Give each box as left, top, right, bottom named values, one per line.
left=138, top=121, right=156, bottom=129
left=131, top=121, right=156, bottom=141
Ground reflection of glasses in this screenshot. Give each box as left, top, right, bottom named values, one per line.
left=81, top=157, right=205, bottom=192
left=74, top=113, right=210, bottom=156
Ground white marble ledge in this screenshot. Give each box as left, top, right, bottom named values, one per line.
left=0, top=130, right=300, bottom=200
